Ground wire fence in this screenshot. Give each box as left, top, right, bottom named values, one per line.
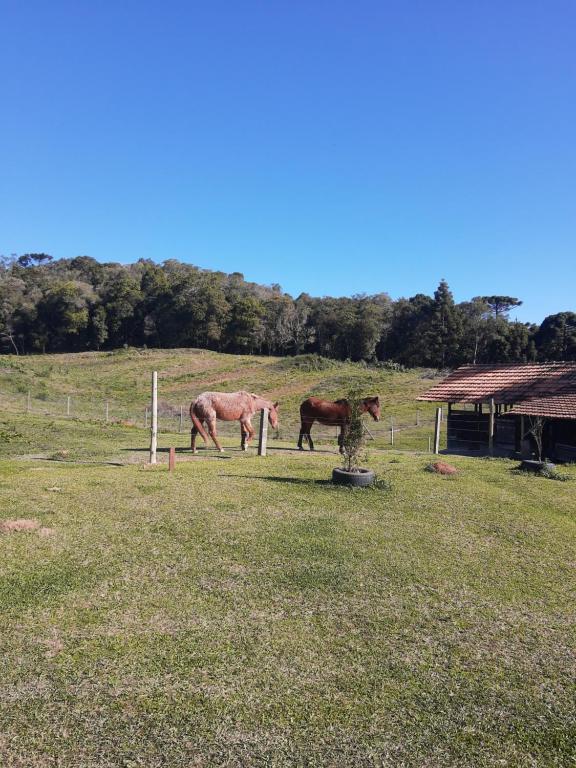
left=1, top=389, right=447, bottom=453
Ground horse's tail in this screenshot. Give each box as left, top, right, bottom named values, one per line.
left=189, top=402, right=210, bottom=443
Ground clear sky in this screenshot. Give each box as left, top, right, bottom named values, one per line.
left=1, top=1, right=574, bottom=323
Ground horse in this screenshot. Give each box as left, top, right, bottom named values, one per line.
left=297, top=396, right=380, bottom=452
left=190, top=391, right=280, bottom=453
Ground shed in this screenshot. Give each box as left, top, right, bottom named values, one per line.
left=417, top=363, right=576, bottom=461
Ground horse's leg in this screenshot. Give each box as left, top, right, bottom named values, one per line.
left=206, top=415, right=224, bottom=452
left=191, top=425, right=199, bottom=452
left=300, top=419, right=314, bottom=451
left=240, top=419, right=250, bottom=451
left=297, top=420, right=306, bottom=450
left=243, top=418, right=255, bottom=449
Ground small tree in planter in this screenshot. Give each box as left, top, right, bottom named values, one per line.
left=518, top=416, right=556, bottom=473
left=528, top=416, right=545, bottom=463
left=332, top=389, right=375, bottom=487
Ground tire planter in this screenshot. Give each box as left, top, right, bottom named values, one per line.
left=332, top=467, right=375, bottom=487
left=518, top=459, right=555, bottom=473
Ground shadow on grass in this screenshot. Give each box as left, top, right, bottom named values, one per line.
left=121, top=446, right=232, bottom=457
left=219, top=473, right=334, bottom=487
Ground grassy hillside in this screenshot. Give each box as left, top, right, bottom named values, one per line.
left=0, top=349, right=444, bottom=453
left=0, top=451, right=575, bottom=766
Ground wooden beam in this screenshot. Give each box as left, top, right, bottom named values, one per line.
left=488, top=397, right=495, bottom=456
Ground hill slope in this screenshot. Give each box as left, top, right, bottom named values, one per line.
left=0, top=350, right=443, bottom=452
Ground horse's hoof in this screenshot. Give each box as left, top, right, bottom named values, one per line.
left=219, top=448, right=225, bottom=453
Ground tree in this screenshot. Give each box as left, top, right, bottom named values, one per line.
left=423, top=280, right=464, bottom=368
left=16, top=253, right=53, bottom=268
left=226, top=296, right=265, bottom=353
left=534, top=312, right=576, bottom=361
left=35, top=281, right=94, bottom=351
left=474, top=295, right=522, bottom=319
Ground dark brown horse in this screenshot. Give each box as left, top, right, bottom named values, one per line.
left=298, top=396, right=380, bottom=452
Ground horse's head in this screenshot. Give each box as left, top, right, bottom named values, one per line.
left=268, top=401, right=280, bottom=429
left=364, top=396, right=381, bottom=422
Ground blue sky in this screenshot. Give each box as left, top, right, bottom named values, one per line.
left=1, top=1, right=574, bottom=323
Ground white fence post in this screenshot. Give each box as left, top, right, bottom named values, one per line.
left=258, top=408, right=269, bottom=456
left=149, top=371, right=158, bottom=464
left=433, top=407, right=442, bottom=454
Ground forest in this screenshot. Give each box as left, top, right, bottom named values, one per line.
left=1, top=253, right=575, bottom=366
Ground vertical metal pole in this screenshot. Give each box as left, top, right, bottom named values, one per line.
left=150, top=371, right=158, bottom=464
left=168, top=446, right=176, bottom=472
left=67, top=396, right=71, bottom=417
left=488, top=398, right=495, bottom=456
left=433, top=407, right=442, bottom=454
left=258, top=408, right=269, bottom=456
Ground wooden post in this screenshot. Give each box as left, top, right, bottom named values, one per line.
left=66, top=396, right=71, bottom=417
left=168, top=446, right=176, bottom=472
left=488, top=397, right=495, bottom=456
left=149, top=371, right=158, bottom=464
left=105, top=401, right=109, bottom=422
left=364, top=424, right=375, bottom=440
left=258, top=408, right=268, bottom=456
left=433, top=407, right=442, bottom=454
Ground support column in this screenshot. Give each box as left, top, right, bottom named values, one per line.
left=488, top=397, right=495, bottom=456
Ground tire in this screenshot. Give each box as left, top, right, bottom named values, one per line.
left=518, top=460, right=555, bottom=473
left=332, top=468, right=375, bottom=487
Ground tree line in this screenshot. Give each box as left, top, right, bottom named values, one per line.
left=1, top=253, right=575, bottom=366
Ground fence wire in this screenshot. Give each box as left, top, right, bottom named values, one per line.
left=1, top=389, right=446, bottom=453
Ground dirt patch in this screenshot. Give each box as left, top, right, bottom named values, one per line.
left=426, top=461, right=458, bottom=476
left=1, top=519, right=40, bottom=532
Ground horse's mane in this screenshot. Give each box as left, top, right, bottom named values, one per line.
left=334, top=398, right=348, bottom=405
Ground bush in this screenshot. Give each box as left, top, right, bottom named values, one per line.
left=340, top=389, right=367, bottom=472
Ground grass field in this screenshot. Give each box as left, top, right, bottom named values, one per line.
left=0, top=349, right=444, bottom=452
left=1, top=351, right=575, bottom=766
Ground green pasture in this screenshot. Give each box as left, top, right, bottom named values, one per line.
left=0, top=351, right=575, bottom=766
left=0, top=349, right=443, bottom=451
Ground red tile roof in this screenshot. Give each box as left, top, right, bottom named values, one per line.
left=509, top=394, right=576, bottom=420
left=417, top=363, right=576, bottom=405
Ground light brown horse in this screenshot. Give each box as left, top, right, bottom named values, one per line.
left=190, top=391, right=279, bottom=452
left=298, top=396, right=380, bottom=452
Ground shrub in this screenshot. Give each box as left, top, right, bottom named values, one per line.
left=341, top=389, right=367, bottom=472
